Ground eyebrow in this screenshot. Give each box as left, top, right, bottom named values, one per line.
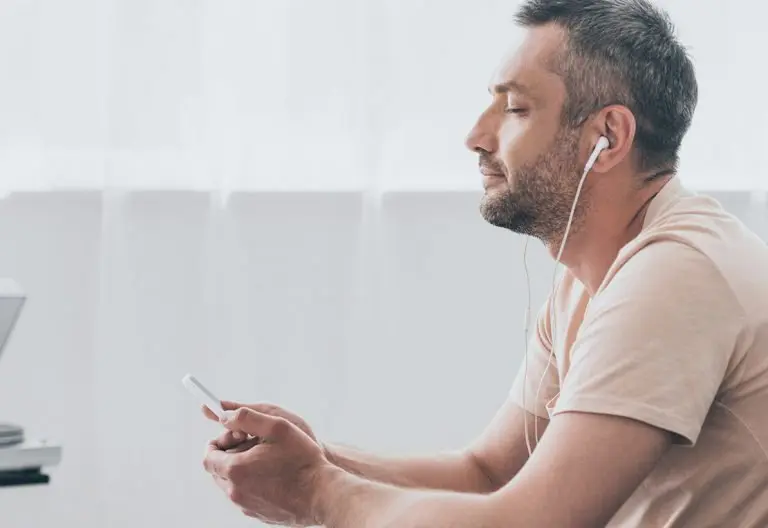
left=488, top=80, right=532, bottom=96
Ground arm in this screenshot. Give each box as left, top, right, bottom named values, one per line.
left=206, top=399, right=548, bottom=494
left=313, top=411, right=671, bottom=528
left=324, top=400, right=548, bottom=493
left=323, top=444, right=492, bottom=493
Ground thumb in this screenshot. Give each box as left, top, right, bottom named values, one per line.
left=221, top=408, right=287, bottom=440
left=201, top=400, right=242, bottom=422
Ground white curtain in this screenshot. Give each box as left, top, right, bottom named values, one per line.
left=0, top=2, right=766, bottom=528
left=0, top=0, right=765, bottom=194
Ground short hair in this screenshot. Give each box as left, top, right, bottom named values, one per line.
left=514, top=0, right=698, bottom=173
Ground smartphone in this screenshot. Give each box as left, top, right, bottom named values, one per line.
left=182, top=373, right=227, bottom=421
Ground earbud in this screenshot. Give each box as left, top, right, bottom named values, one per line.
left=596, top=135, right=610, bottom=151
left=584, top=135, right=610, bottom=173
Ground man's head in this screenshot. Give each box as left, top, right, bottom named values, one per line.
left=466, top=0, right=698, bottom=243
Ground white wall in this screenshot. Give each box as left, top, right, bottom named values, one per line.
left=0, top=189, right=765, bottom=528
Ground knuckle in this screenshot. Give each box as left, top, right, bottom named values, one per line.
left=219, top=459, right=234, bottom=479
left=270, top=417, right=291, bottom=437
left=253, top=404, right=273, bottom=415
left=227, top=461, right=247, bottom=483
left=233, top=408, right=250, bottom=422
left=262, top=403, right=279, bottom=414
left=227, top=487, right=244, bottom=504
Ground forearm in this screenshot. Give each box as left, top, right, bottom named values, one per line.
left=313, top=464, right=500, bottom=528
left=323, top=443, right=495, bottom=493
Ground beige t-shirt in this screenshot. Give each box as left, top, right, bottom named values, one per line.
left=511, top=178, right=768, bottom=527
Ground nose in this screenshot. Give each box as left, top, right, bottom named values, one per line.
left=464, top=112, right=498, bottom=155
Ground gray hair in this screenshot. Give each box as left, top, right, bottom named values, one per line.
left=515, top=0, right=698, bottom=173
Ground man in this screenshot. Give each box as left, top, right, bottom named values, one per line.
left=202, top=0, right=768, bottom=526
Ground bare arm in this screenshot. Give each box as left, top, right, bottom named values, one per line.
left=312, top=412, right=671, bottom=528
left=204, top=395, right=669, bottom=527
left=205, top=398, right=547, bottom=494
left=324, top=399, right=548, bottom=493
left=323, top=444, right=492, bottom=493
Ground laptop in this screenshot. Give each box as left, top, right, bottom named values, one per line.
left=0, top=279, right=26, bottom=448
left=0, top=279, right=62, bottom=484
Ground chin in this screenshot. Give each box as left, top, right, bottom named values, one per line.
left=479, top=193, right=535, bottom=236
left=479, top=194, right=508, bottom=226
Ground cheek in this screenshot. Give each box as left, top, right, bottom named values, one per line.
left=497, top=120, right=536, bottom=171
left=498, top=114, right=561, bottom=174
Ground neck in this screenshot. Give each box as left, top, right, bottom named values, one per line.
left=551, top=174, right=673, bottom=296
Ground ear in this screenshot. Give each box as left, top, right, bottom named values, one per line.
left=585, top=105, right=636, bottom=173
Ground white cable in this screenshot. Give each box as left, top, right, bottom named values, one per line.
left=521, top=236, right=533, bottom=456
left=531, top=137, right=606, bottom=446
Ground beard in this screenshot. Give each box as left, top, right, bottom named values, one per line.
left=479, top=127, right=590, bottom=247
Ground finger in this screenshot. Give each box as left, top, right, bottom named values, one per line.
left=202, top=400, right=247, bottom=422
left=221, top=408, right=290, bottom=440
left=219, top=400, right=243, bottom=410
left=204, top=401, right=316, bottom=440
left=219, top=401, right=292, bottom=419
left=253, top=404, right=316, bottom=440
left=232, top=430, right=248, bottom=443
left=225, top=435, right=262, bottom=453
left=202, top=401, right=255, bottom=425
left=202, top=405, right=221, bottom=422
left=212, top=475, right=246, bottom=508
left=213, top=474, right=230, bottom=490
left=223, top=402, right=316, bottom=441
left=242, top=402, right=301, bottom=422
left=242, top=403, right=302, bottom=426
left=209, top=430, right=249, bottom=451
left=204, top=448, right=242, bottom=478
left=206, top=401, right=295, bottom=424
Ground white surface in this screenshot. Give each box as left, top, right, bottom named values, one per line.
left=0, top=440, right=62, bottom=472
left=0, top=279, right=24, bottom=298
left=0, top=189, right=763, bottom=528
left=0, top=0, right=765, bottom=192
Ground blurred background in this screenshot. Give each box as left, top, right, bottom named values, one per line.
left=0, top=0, right=765, bottom=526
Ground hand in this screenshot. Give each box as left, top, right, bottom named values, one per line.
left=203, top=407, right=328, bottom=526
left=202, top=400, right=318, bottom=443
left=210, top=428, right=262, bottom=454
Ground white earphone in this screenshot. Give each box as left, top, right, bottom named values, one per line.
left=586, top=136, right=610, bottom=173
left=522, top=135, right=610, bottom=456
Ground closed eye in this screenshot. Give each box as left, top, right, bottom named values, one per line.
left=504, top=92, right=528, bottom=115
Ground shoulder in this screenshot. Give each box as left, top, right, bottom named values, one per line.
left=582, top=239, right=745, bottom=365
left=601, top=236, right=737, bottom=311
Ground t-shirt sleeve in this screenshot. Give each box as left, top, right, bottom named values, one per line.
left=509, top=295, right=560, bottom=419
left=552, top=241, right=743, bottom=446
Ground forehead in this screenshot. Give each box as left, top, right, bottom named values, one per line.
left=489, top=24, right=566, bottom=96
